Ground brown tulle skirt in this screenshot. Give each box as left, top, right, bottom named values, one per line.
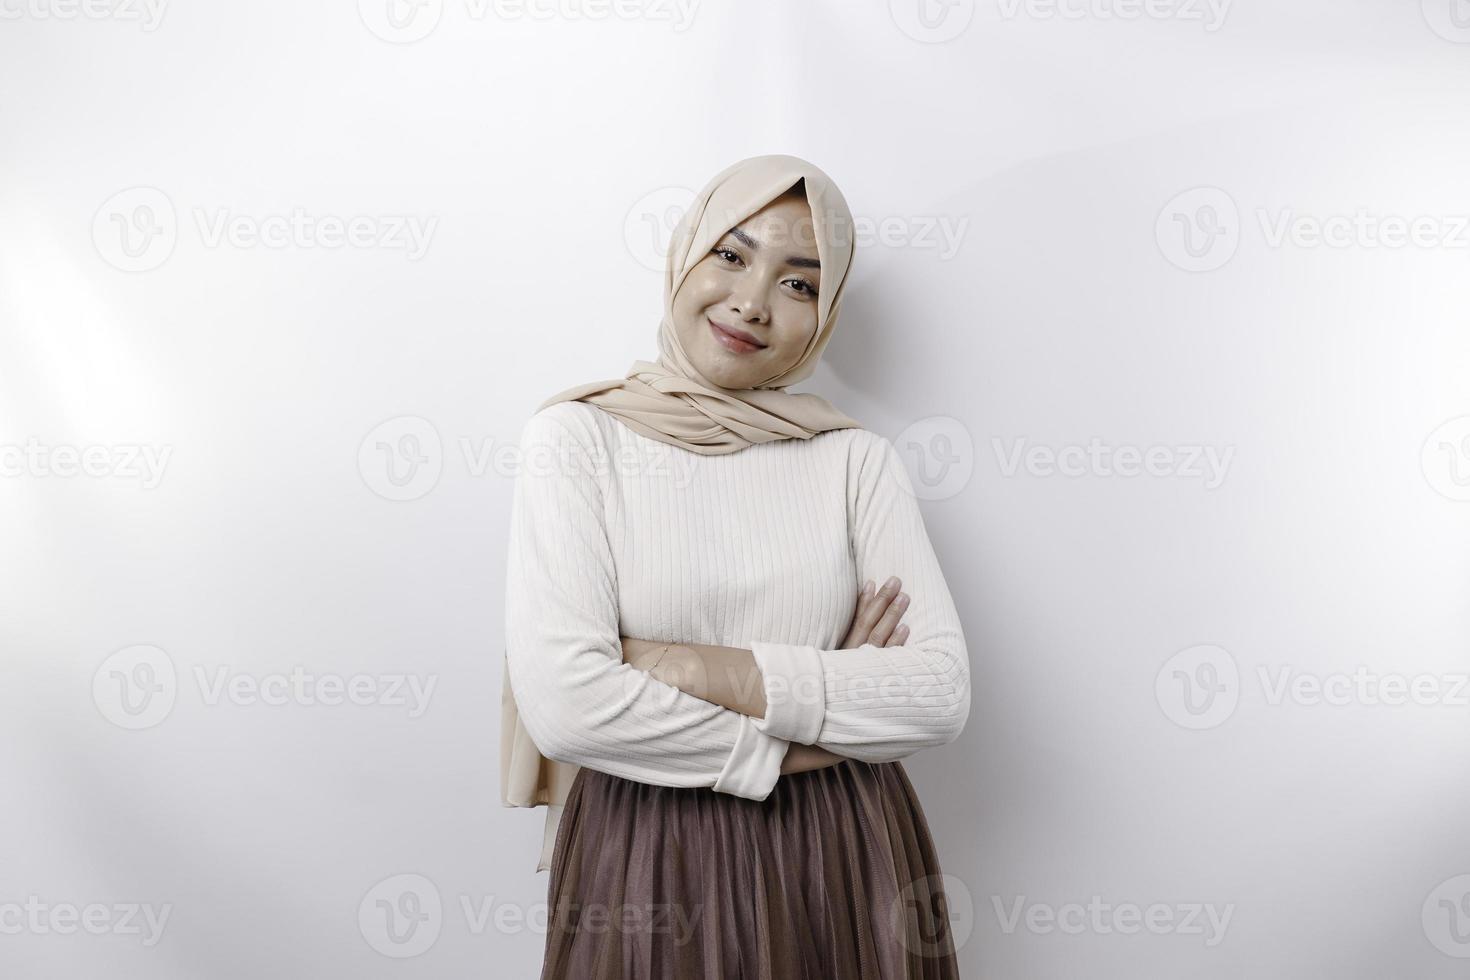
left=540, top=759, right=962, bottom=979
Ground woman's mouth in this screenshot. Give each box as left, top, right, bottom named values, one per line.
left=708, top=318, right=767, bottom=354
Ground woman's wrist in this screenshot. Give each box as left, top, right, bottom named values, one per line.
left=622, top=636, right=672, bottom=671
left=780, top=742, right=846, bottom=774
left=661, top=643, right=770, bottom=719
left=624, top=639, right=772, bottom=721
left=623, top=639, right=848, bottom=774
left=647, top=644, right=701, bottom=695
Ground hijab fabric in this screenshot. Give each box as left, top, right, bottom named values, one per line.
left=537, top=152, right=864, bottom=452
left=501, top=154, right=863, bottom=870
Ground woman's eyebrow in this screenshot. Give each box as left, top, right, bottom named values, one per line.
left=727, top=226, right=821, bottom=270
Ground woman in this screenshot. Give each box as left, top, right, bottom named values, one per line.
left=502, top=154, right=971, bottom=978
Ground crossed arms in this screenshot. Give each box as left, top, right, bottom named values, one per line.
left=504, top=407, right=970, bottom=801
left=620, top=575, right=915, bottom=774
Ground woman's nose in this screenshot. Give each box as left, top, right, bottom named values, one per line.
left=730, top=285, right=771, bottom=322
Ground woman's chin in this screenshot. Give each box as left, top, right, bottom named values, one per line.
left=701, top=367, right=752, bottom=390
left=689, top=347, right=757, bottom=389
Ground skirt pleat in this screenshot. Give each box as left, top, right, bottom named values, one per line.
left=540, top=759, right=961, bottom=979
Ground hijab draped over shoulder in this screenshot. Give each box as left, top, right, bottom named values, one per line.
left=536, top=152, right=864, bottom=454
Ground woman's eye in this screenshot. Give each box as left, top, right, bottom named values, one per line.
left=713, top=246, right=740, bottom=264
left=788, top=279, right=816, bottom=296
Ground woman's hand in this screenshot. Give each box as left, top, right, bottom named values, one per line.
left=840, top=576, right=911, bottom=648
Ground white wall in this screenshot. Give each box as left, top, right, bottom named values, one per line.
left=3, top=1, right=1468, bottom=976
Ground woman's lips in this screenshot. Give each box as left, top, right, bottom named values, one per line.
left=708, top=318, right=766, bottom=354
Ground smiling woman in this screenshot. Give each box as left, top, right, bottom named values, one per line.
left=502, top=154, right=969, bottom=979
left=669, top=184, right=825, bottom=384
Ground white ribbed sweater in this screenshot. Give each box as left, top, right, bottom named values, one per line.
left=504, top=400, right=971, bottom=866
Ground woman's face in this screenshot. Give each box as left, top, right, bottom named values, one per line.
left=670, top=191, right=823, bottom=390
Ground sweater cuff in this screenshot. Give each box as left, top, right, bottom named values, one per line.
left=712, top=714, right=789, bottom=800
left=749, top=641, right=827, bottom=744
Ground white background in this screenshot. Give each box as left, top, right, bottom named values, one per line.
left=3, top=0, right=1470, bottom=976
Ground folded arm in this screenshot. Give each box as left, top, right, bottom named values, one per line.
left=622, top=637, right=846, bottom=775
left=620, top=576, right=912, bottom=721
left=504, top=407, right=790, bottom=799
left=643, top=434, right=964, bottom=764
left=750, top=434, right=970, bottom=763
left=621, top=435, right=970, bottom=767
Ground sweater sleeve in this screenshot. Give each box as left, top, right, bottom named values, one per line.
left=504, top=406, right=789, bottom=799
left=747, top=433, right=971, bottom=764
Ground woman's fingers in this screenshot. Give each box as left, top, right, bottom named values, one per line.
left=844, top=580, right=875, bottom=640
left=858, top=577, right=901, bottom=630
left=868, top=591, right=909, bottom=646
left=843, top=576, right=911, bottom=648
left=888, top=624, right=910, bottom=647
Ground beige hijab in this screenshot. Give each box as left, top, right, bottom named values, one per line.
left=501, top=154, right=863, bottom=869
